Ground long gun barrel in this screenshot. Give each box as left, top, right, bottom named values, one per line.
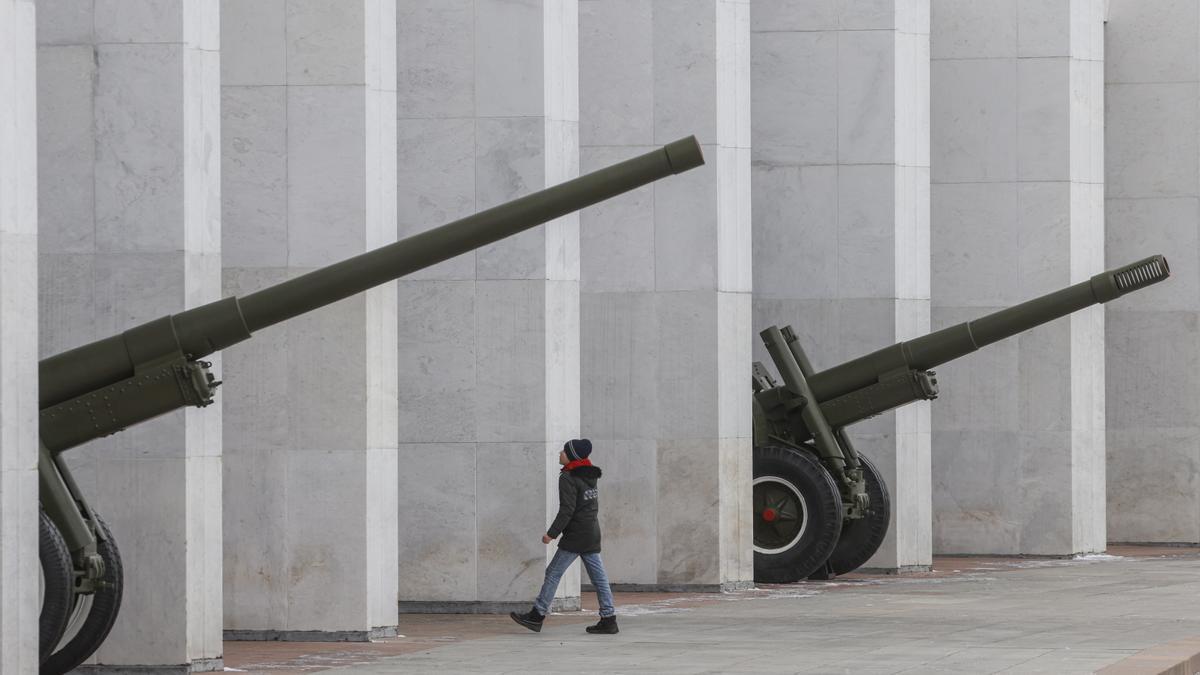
left=38, top=137, right=705, bottom=451
left=808, top=255, right=1170, bottom=404
left=754, top=255, right=1170, bottom=452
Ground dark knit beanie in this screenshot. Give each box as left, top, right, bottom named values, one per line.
left=564, top=438, right=592, bottom=461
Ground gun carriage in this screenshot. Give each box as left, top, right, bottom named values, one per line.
left=35, top=139, right=705, bottom=673
left=750, top=255, right=1171, bottom=582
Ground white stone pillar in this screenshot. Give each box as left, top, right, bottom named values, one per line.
left=0, top=0, right=39, bottom=670
left=751, top=1, right=932, bottom=571
left=36, top=0, right=223, bottom=669
left=578, top=0, right=753, bottom=590
left=1105, top=0, right=1200, bottom=543
left=930, top=0, right=1106, bottom=554
left=221, top=0, right=399, bottom=637
left=395, top=0, right=581, bottom=611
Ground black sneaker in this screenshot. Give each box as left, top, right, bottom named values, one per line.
left=585, top=616, right=618, bottom=634
left=509, top=607, right=544, bottom=633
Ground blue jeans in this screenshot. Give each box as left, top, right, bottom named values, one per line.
left=534, top=548, right=615, bottom=618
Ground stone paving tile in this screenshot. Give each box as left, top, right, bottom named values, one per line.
left=227, top=548, right=1200, bottom=674
left=1000, top=650, right=1140, bottom=674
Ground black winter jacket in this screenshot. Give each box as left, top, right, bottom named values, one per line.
left=546, top=465, right=602, bottom=554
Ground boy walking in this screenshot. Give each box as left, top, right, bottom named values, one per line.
left=510, top=439, right=618, bottom=634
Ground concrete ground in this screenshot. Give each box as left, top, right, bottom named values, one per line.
left=223, top=546, right=1200, bottom=674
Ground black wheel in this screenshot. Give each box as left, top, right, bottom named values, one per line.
left=42, top=514, right=123, bottom=675
left=826, top=453, right=891, bottom=575
left=39, top=510, right=73, bottom=665
left=752, top=445, right=843, bottom=583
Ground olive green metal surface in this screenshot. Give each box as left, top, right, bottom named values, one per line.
left=752, top=254, right=1171, bottom=523
left=806, top=255, right=1170, bottom=404
left=38, top=136, right=704, bottom=435
left=35, top=137, right=707, bottom=632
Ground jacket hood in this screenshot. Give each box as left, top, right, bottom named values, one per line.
left=569, top=465, right=602, bottom=481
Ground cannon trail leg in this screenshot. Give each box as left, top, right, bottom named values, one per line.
left=752, top=445, right=843, bottom=582
left=39, top=510, right=73, bottom=664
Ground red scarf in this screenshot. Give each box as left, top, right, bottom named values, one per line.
left=562, top=458, right=592, bottom=472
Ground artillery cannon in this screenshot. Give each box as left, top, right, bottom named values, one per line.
left=36, top=138, right=705, bottom=673
left=751, top=255, right=1171, bottom=582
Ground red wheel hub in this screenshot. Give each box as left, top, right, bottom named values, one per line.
left=762, top=507, right=778, bottom=523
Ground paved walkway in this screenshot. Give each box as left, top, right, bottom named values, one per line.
left=224, top=546, right=1200, bottom=674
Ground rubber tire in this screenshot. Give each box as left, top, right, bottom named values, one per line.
left=753, top=446, right=844, bottom=583
left=41, top=514, right=123, bottom=675
left=825, top=453, right=891, bottom=576
left=39, top=510, right=74, bottom=665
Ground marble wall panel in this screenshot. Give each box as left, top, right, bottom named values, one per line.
left=931, top=0, right=1017, bottom=60
left=282, top=450, right=370, bottom=630
left=838, top=30, right=896, bottom=165
left=36, top=44, right=94, bottom=255
left=752, top=0, right=931, bottom=570
left=93, top=43, right=186, bottom=253
left=750, top=164, right=839, bottom=300
left=222, top=0, right=399, bottom=638
left=285, top=87, right=368, bottom=267
left=1018, top=58, right=1071, bottom=181
left=396, top=0, right=580, bottom=609
left=655, top=291, right=720, bottom=441
left=749, top=31, right=838, bottom=167
left=1105, top=83, right=1199, bottom=200
left=220, top=86, right=287, bottom=269
left=581, top=0, right=752, bottom=588
left=1104, top=0, right=1200, bottom=544
left=36, top=0, right=91, bottom=44
left=578, top=1, right=653, bottom=146
left=596, top=439, right=659, bottom=585
left=395, top=118, right=476, bottom=280
left=653, top=149, right=720, bottom=292
left=578, top=146, right=657, bottom=293
left=1107, top=427, right=1200, bottom=543
left=932, top=0, right=1106, bottom=555
left=656, top=437, right=721, bottom=585
left=1106, top=0, right=1198, bottom=84
left=472, top=117, right=549, bottom=280
left=285, top=0, right=367, bottom=86
left=930, top=58, right=1018, bottom=184
left=397, top=444, right=478, bottom=601
left=1017, top=0, right=1071, bottom=57
left=396, top=280, right=477, bottom=443
left=220, top=0, right=285, bottom=86
left=476, top=442, right=561, bottom=602
left=1106, top=198, right=1200, bottom=312
left=36, top=0, right=224, bottom=667
left=0, top=1, right=38, bottom=669
left=580, top=292, right=658, bottom=441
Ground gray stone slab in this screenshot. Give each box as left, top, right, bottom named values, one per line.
left=224, top=627, right=398, bottom=642
left=0, top=0, right=37, bottom=667
left=36, top=0, right=224, bottom=667
left=931, top=1, right=1107, bottom=556
left=397, top=598, right=581, bottom=615
left=1105, top=0, right=1200, bottom=545
left=318, top=554, right=1200, bottom=674
left=394, top=1, right=581, bottom=611
left=752, top=1, right=931, bottom=571
left=221, top=0, right=399, bottom=639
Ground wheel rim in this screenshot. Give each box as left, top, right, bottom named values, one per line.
left=753, top=475, right=809, bottom=554
left=56, top=593, right=93, bottom=652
